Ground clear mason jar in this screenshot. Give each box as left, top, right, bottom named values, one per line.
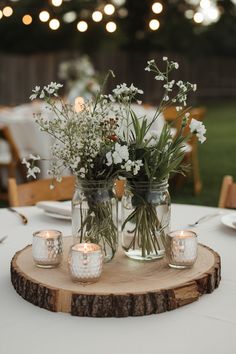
left=72, top=179, right=118, bottom=262
left=121, top=180, right=170, bottom=261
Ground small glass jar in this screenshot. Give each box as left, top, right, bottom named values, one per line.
left=32, top=230, right=63, bottom=268
left=68, top=243, right=103, bottom=283
left=72, top=179, right=118, bottom=262
left=165, top=230, right=198, bottom=269
left=121, top=179, right=170, bottom=261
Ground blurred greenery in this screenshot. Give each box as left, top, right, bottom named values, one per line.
left=172, top=101, right=236, bottom=206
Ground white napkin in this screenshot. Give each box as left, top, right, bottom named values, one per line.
left=36, top=201, right=72, bottom=217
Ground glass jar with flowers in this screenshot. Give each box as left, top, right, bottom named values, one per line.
left=26, top=57, right=206, bottom=263
left=27, top=72, right=124, bottom=262
left=103, top=57, right=206, bottom=261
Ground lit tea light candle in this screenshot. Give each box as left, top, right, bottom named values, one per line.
left=166, top=230, right=198, bottom=269
left=68, top=243, right=103, bottom=283
left=32, top=230, right=63, bottom=268
left=74, top=96, right=85, bottom=113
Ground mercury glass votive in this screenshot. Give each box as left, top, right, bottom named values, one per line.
left=166, top=230, right=198, bottom=269
left=32, top=230, right=63, bottom=268
left=68, top=243, right=103, bottom=283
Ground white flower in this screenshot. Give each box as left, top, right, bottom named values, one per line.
left=39, top=91, right=45, bottom=99
left=27, top=166, right=41, bottom=179
left=30, top=86, right=41, bottom=100
left=106, top=143, right=129, bottom=166
left=106, top=151, right=113, bottom=166
left=137, top=100, right=142, bottom=105
left=121, top=159, right=143, bottom=176
left=145, top=67, right=151, bottom=72
left=189, top=119, right=206, bottom=144
left=163, top=95, right=169, bottom=101
left=22, top=158, right=30, bottom=168
left=174, top=62, right=179, bottom=69
left=163, top=56, right=168, bottom=61
left=115, top=143, right=129, bottom=161
left=155, top=75, right=164, bottom=81
left=29, top=154, right=41, bottom=161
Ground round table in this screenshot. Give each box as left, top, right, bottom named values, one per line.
left=0, top=203, right=235, bottom=354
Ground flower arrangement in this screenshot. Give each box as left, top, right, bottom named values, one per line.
left=27, top=56, right=206, bottom=261
left=58, top=55, right=100, bottom=102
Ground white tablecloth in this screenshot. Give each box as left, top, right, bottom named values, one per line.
left=0, top=203, right=235, bottom=354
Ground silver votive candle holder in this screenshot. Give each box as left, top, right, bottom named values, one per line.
left=32, top=230, right=63, bottom=268
left=166, top=230, right=198, bottom=269
left=68, top=243, right=103, bottom=283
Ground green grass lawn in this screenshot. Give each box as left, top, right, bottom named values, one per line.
left=0, top=101, right=235, bottom=208
left=172, top=101, right=236, bottom=207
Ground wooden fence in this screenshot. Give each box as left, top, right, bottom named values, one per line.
left=0, top=51, right=236, bottom=106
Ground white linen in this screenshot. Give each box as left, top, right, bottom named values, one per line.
left=0, top=102, right=52, bottom=177
left=36, top=201, right=71, bottom=217
left=0, top=204, right=236, bottom=354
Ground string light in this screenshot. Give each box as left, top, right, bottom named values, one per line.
left=112, top=0, right=126, bottom=5
left=106, top=21, right=117, bottom=32
left=3, top=6, right=13, bottom=17
left=49, top=19, right=60, bottom=30
left=118, top=8, right=128, bottom=18
left=200, top=0, right=211, bottom=9
left=77, top=20, right=88, bottom=32
left=152, top=2, right=163, bottom=14
left=149, top=19, right=160, bottom=30
left=92, top=11, right=103, bottom=22
left=51, top=0, right=63, bottom=7
left=193, top=12, right=204, bottom=23
left=104, top=4, right=115, bottom=15
left=22, top=14, right=32, bottom=25
left=185, top=9, right=194, bottom=19
left=63, top=11, right=77, bottom=23
left=39, top=11, right=50, bottom=22
left=0, top=10, right=3, bottom=20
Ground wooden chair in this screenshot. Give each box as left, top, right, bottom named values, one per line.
left=8, top=176, right=76, bottom=207
left=0, top=125, right=25, bottom=200
left=163, top=106, right=206, bottom=194
left=218, top=175, right=236, bottom=209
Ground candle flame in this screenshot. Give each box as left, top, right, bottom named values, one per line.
left=74, top=96, right=85, bottom=113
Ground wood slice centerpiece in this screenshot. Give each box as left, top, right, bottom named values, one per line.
left=11, top=237, right=221, bottom=317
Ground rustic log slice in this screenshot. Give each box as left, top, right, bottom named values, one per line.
left=11, top=237, right=221, bottom=317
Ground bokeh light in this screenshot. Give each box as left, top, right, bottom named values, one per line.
left=39, top=11, right=50, bottom=22
left=51, top=0, right=63, bottom=7
left=63, top=11, right=77, bottom=23
left=3, top=6, right=13, bottom=17
left=106, top=21, right=117, bottom=32
left=22, top=15, right=32, bottom=25
left=104, top=4, right=115, bottom=15
left=92, top=11, right=103, bottom=22
left=193, top=12, right=204, bottom=23
left=149, top=19, right=160, bottom=30
left=49, top=19, right=60, bottom=30
left=200, top=0, right=211, bottom=9
left=77, top=20, right=88, bottom=32
left=152, top=2, right=163, bottom=14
